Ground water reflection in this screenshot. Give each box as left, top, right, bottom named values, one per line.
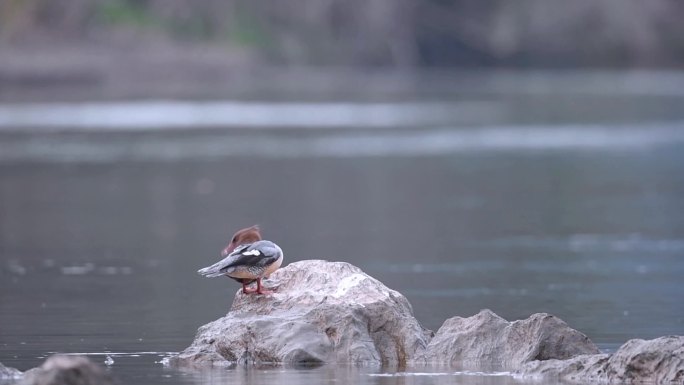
left=167, top=365, right=524, bottom=385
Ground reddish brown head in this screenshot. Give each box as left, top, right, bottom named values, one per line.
left=222, top=225, right=262, bottom=255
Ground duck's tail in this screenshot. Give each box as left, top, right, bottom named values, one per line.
left=197, top=263, right=225, bottom=278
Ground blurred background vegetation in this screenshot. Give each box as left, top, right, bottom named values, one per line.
left=2, top=0, right=683, bottom=68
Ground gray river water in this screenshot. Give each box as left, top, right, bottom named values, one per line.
left=1, top=71, right=683, bottom=384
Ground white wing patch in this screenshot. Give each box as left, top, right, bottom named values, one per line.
left=242, top=249, right=262, bottom=256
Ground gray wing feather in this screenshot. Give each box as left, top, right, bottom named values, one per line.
left=197, top=253, right=243, bottom=277
left=197, top=240, right=282, bottom=278
left=222, top=241, right=281, bottom=270
left=249, top=241, right=281, bottom=265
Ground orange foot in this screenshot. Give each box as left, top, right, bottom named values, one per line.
left=242, top=282, right=257, bottom=294
left=254, top=278, right=275, bottom=295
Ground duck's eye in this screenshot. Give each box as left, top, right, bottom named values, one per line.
left=232, top=236, right=238, bottom=243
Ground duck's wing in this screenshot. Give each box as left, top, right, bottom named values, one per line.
left=219, top=241, right=282, bottom=273
left=197, top=244, right=252, bottom=278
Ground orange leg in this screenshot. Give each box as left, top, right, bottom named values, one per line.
left=242, top=282, right=256, bottom=294
left=255, top=278, right=274, bottom=295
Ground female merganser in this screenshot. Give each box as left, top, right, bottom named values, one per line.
left=197, top=225, right=283, bottom=295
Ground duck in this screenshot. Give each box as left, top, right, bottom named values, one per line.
left=197, top=225, right=283, bottom=295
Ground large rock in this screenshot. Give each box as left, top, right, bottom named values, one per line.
left=520, top=335, right=684, bottom=383
left=418, top=309, right=600, bottom=369
left=171, top=258, right=682, bottom=384
left=0, top=361, right=22, bottom=380
left=171, top=260, right=433, bottom=367
left=20, top=355, right=113, bottom=385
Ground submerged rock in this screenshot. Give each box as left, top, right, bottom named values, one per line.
left=419, top=309, right=599, bottom=368
left=0, top=361, right=22, bottom=379
left=520, top=335, right=684, bottom=383
left=20, top=355, right=113, bottom=385
left=171, top=260, right=433, bottom=367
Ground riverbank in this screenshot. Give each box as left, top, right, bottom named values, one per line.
left=3, top=48, right=684, bottom=106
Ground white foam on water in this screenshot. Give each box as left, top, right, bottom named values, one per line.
left=49, top=352, right=176, bottom=356
left=368, top=372, right=452, bottom=377
left=452, top=371, right=513, bottom=376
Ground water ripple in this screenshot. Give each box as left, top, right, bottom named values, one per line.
left=2, top=123, right=684, bottom=162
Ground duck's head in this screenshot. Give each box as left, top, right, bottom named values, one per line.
left=222, top=225, right=262, bottom=255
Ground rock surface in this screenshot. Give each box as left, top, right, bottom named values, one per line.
left=172, top=259, right=684, bottom=383
left=419, top=309, right=600, bottom=368
left=20, top=355, right=113, bottom=385
left=0, top=361, right=22, bottom=380
left=520, top=335, right=684, bottom=383
left=171, top=260, right=433, bottom=367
